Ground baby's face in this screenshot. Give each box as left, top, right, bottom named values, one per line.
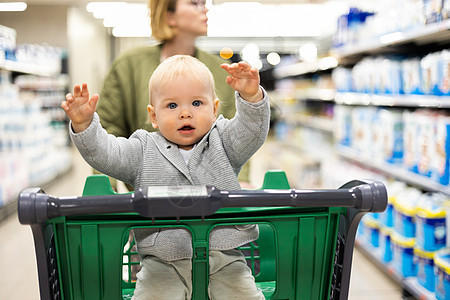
left=148, top=76, right=219, bottom=150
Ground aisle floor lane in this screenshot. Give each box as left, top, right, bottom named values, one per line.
left=349, top=249, right=402, bottom=300
left=0, top=146, right=403, bottom=299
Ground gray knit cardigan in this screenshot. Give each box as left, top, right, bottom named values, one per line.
left=70, top=90, right=270, bottom=261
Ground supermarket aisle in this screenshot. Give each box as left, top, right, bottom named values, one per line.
left=0, top=146, right=403, bottom=299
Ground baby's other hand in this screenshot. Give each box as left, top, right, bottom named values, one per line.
left=61, top=83, right=98, bottom=133
left=221, top=61, right=263, bottom=103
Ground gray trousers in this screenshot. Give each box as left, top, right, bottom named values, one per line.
left=132, top=249, right=265, bottom=300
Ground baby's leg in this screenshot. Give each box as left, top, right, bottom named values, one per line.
left=208, top=249, right=265, bottom=300
left=132, top=256, right=192, bottom=300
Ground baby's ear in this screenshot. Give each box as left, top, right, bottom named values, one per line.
left=213, top=98, right=219, bottom=118
left=147, top=105, right=158, bottom=129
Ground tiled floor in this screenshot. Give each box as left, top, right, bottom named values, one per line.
left=0, top=147, right=403, bottom=299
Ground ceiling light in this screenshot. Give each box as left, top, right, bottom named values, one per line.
left=0, top=2, right=27, bottom=12
left=299, top=43, right=317, bottom=62
left=241, top=43, right=262, bottom=70
left=86, top=2, right=126, bottom=14
left=112, top=27, right=151, bottom=38
left=86, top=2, right=150, bottom=37
left=267, top=52, right=281, bottom=66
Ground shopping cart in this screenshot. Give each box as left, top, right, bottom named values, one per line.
left=18, top=171, right=387, bottom=300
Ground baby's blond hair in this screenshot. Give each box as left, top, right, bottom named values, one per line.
left=149, top=55, right=217, bottom=105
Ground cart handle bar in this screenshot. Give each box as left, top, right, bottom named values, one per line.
left=18, top=180, right=387, bottom=225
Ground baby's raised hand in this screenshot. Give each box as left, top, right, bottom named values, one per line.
left=61, top=83, right=99, bottom=133
left=221, top=61, right=263, bottom=103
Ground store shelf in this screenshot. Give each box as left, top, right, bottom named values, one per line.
left=337, top=146, right=450, bottom=195
left=286, top=114, right=334, bottom=133
left=0, top=38, right=70, bottom=222
left=295, top=88, right=336, bottom=102
left=335, top=92, right=450, bottom=108
left=0, top=160, right=72, bottom=222
left=0, top=59, right=60, bottom=77
left=267, top=11, right=450, bottom=300
left=356, top=240, right=436, bottom=300
left=273, top=56, right=338, bottom=78
left=332, top=19, right=450, bottom=64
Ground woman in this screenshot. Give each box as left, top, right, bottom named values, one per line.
left=96, top=0, right=250, bottom=182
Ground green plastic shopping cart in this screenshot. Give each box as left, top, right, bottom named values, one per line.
left=18, top=170, right=387, bottom=300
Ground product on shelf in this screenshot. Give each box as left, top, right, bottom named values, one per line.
left=393, top=187, right=421, bottom=238
left=332, top=49, right=450, bottom=96
left=333, top=0, right=449, bottom=49
left=361, top=215, right=380, bottom=248
left=335, top=105, right=450, bottom=187
left=421, top=51, right=442, bottom=95
left=417, top=111, right=436, bottom=177
left=337, top=106, right=405, bottom=164
left=414, top=246, right=436, bottom=292
left=382, top=180, right=407, bottom=228
left=380, top=226, right=394, bottom=263
left=0, top=54, right=70, bottom=209
left=424, top=0, right=445, bottom=23
left=434, top=248, right=450, bottom=300
left=416, top=193, right=447, bottom=252
left=444, top=0, right=450, bottom=19
left=0, top=25, right=16, bottom=64
left=334, top=7, right=375, bottom=48
left=351, top=107, right=377, bottom=157
left=403, top=110, right=420, bottom=173
left=402, top=57, right=422, bottom=95
left=410, top=111, right=450, bottom=185
left=334, top=105, right=352, bottom=146
left=440, top=49, right=450, bottom=96
left=380, top=109, right=404, bottom=164
left=392, top=231, right=417, bottom=277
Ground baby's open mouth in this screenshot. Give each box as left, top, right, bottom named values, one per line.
left=179, top=125, right=194, bottom=131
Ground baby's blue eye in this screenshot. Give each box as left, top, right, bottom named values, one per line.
left=168, top=103, right=178, bottom=109
left=192, top=100, right=201, bottom=107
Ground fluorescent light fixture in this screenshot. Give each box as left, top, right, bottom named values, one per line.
left=86, top=1, right=346, bottom=38
left=86, top=2, right=126, bottom=14
left=92, top=3, right=127, bottom=19
left=207, top=3, right=340, bottom=37
left=87, top=2, right=150, bottom=37
left=0, top=2, right=27, bottom=12
left=112, top=26, right=151, bottom=38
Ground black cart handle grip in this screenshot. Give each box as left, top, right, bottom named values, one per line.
left=18, top=180, right=387, bottom=225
